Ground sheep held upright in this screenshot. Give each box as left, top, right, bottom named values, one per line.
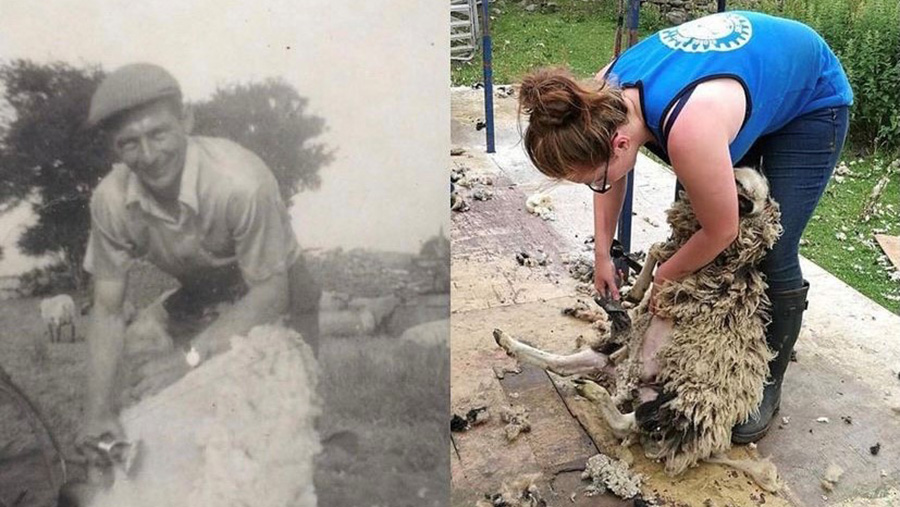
left=636, top=167, right=783, bottom=474
left=494, top=168, right=784, bottom=478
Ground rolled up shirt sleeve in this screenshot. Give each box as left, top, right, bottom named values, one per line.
left=83, top=191, right=135, bottom=280
left=228, top=177, right=295, bottom=285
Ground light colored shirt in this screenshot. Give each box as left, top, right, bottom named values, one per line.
left=84, top=136, right=301, bottom=285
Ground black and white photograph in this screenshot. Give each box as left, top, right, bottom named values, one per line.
left=0, top=2, right=449, bottom=506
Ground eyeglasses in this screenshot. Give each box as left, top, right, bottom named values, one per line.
left=586, top=160, right=612, bottom=194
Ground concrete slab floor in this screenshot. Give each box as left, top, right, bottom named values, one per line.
left=450, top=87, right=900, bottom=507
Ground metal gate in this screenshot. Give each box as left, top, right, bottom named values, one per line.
left=451, top=0, right=481, bottom=61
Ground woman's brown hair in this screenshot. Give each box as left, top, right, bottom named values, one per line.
left=518, top=67, right=628, bottom=180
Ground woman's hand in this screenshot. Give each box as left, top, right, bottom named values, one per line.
left=594, top=255, right=622, bottom=300
left=649, top=282, right=663, bottom=316
left=650, top=267, right=672, bottom=318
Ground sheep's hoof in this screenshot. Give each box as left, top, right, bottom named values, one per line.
left=492, top=329, right=514, bottom=356
left=623, top=292, right=643, bottom=306
left=573, top=379, right=609, bottom=402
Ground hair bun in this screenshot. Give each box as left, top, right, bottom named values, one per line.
left=519, top=68, right=586, bottom=128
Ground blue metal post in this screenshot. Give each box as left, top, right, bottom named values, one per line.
left=626, top=0, right=641, bottom=48
left=481, top=0, right=496, bottom=153
left=613, top=0, right=625, bottom=57
left=615, top=0, right=641, bottom=262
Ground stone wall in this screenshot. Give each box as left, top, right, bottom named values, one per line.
left=642, top=0, right=764, bottom=26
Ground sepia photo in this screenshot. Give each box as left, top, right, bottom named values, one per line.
left=0, top=2, right=449, bottom=506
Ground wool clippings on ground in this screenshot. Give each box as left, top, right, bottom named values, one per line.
left=525, top=192, right=555, bottom=221
left=581, top=453, right=643, bottom=499
left=500, top=405, right=531, bottom=442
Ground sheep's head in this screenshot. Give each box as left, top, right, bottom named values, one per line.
left=664, top=168, right=782, bottom=253
left=734, top=167, right=770, bottom=217
left=723, top=168, right=783, bottom=265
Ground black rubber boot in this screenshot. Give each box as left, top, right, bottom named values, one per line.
left=732, top=281, right=809, bottom=444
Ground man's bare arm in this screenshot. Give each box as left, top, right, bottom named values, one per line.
left=192, top=272, right=289, bottom=359
left=80, top=277, right=128, bottom=442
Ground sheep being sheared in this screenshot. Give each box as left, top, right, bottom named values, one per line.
left=494, top=168, right=783, bottom=485
left=83, top=324, right=320, bottom=507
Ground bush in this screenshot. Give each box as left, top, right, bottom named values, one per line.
left=773, top=0, right=900, bottom=152
left=17, top=262, right=76, bottom=298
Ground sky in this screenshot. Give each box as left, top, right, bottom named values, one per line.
left=0, top=0, right=449, bottom=272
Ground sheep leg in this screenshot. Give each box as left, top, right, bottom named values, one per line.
left=574, top=379, right=637, bottom=440
left=638, top=316, right=674, bottom=386
left=609, top=345, right=628, bottom=365
left=493, top=329, right=609, bottom=377
left=46, top=323, right=55, bottom=344
left=706, top=454, right=781, bottom=493
left=626, top=250, right=658, bottom=304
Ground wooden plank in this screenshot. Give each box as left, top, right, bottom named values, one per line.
left=449, top=172, right=576, bottom=313
left=450, top=299, right=598, bottom=501
left=498, top=365, right=598, bottom=471
left=451, top=172, right=568, bottom=262
left=450, top=413, right=544, bottom=493
left=876, top=234, right=900, bottom=270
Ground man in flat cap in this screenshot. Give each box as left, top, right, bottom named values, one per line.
left=77, top=63, right=321, bottom=445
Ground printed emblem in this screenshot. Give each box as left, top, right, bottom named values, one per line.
left=659, top=12, right=753, bottom=53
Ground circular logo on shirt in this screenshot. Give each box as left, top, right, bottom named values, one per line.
left=659, top=12, right=753, bottom=53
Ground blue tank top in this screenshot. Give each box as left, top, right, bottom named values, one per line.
left=607, top=11, right=853, bottom=163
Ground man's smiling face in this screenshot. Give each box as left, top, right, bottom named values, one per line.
left=110, top=99, right=189, bottom=201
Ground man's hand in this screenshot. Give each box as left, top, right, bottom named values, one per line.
left=76, top=412, right=125, bottom=465
left=125, top=350, right=191, bottom=402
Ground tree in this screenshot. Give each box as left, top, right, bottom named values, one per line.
left=0, top=61, right=107, bottom=289
left=193, top=79, right=333, bottom=200
left=0, top=60, right=332, bottom=289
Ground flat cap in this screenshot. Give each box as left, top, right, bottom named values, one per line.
left=87, top=63, right=181, bottom=129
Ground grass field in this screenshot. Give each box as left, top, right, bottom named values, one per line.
left=453, top=1, right=900, bottom=315
left=801, top=158, right=900, bottom=313
left=0, top=261, right=448, bottom=507
left=316, top=337, right=448, bottom=507
left=452, top=0, right=622, bottom=86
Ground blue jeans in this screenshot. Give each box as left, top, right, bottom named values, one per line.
left=739, top=106, right=850, bottom=293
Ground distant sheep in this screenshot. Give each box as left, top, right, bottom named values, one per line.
left=399, top=319, right=449, bottom=348
left=348, top=295, right=401, bottom=330
left=40, top=294, right=77, bottom=343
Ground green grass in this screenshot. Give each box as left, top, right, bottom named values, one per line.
left=802, top=157, right=900, bottom=314
left=453, top=2, right=900, bottom=314
left=452, top=0, right=624, bottom=86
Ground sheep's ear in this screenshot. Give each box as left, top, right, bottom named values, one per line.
left=738, top=194, right=754, bottom=216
